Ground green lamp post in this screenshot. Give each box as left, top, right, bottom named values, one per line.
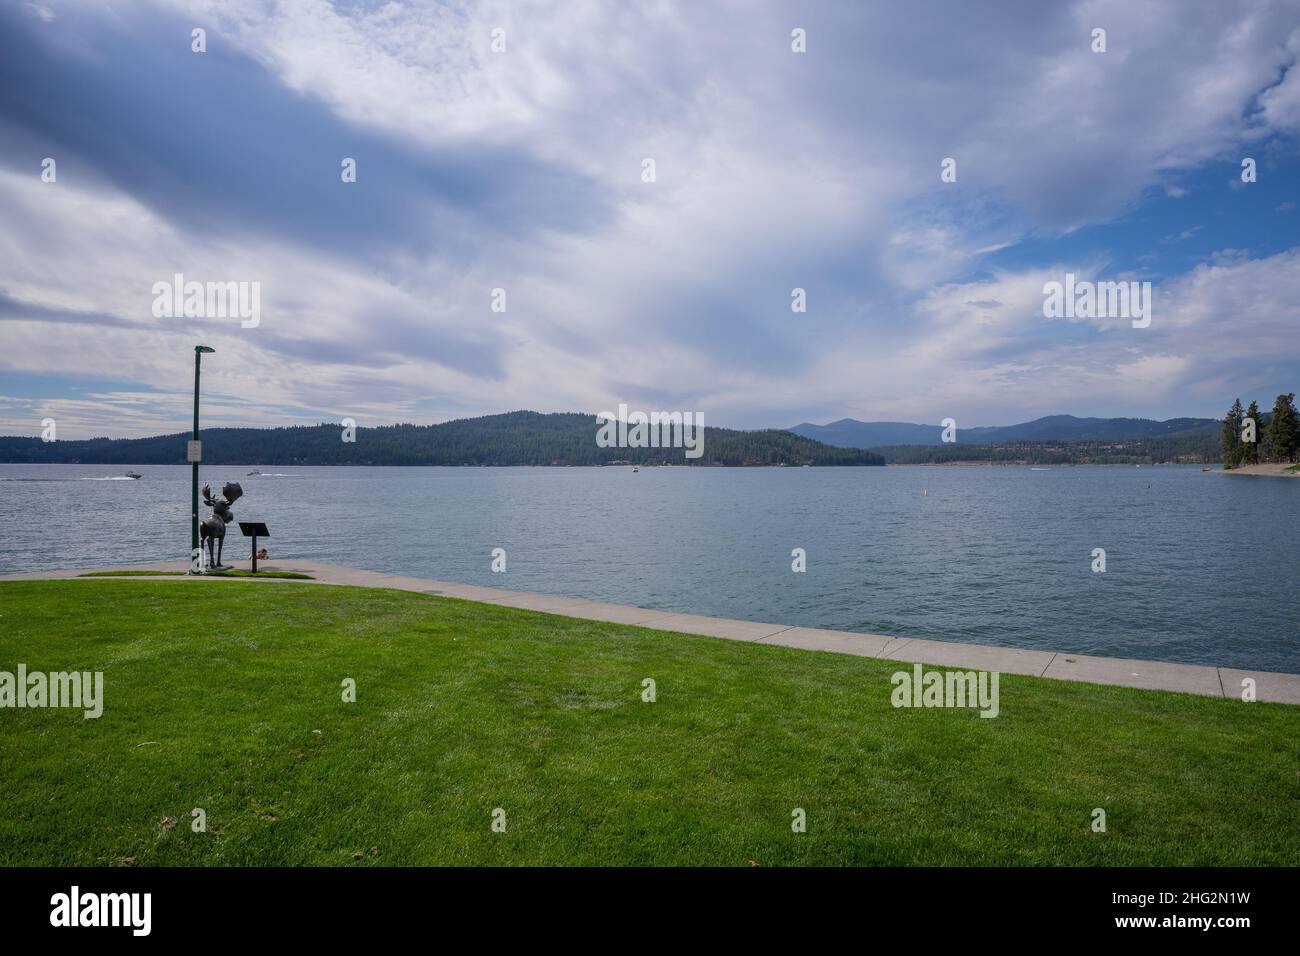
left=190, top=346, right=215, bottom=572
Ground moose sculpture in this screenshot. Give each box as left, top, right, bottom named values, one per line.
left=200, top=481, right=243, bottom=570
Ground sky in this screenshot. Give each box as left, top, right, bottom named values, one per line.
left=0, top=0, right=1297, bottom=439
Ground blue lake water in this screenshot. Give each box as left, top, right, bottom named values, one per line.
left=1, top=463, right=1297, bottom=672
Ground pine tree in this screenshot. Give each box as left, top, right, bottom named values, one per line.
left=1221, top=398, right=1244, bottom=468
left=1243, top=400, right=1261, bottom=464
left=1267, top=393, right=1298, bottom=463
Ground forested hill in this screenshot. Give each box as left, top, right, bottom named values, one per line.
left=0, top=411, right=885, bottom=467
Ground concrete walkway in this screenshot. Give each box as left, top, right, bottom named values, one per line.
left=4, top=560, right=1298, bottom=704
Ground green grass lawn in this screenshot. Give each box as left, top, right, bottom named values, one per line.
left=79, top=570, right=314, bottom=580
left=0, top=580, right=1296, bottom=866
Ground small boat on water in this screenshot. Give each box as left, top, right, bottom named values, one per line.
left=632, top=466, right=639, bottom=473
left=125, top=472, right=142, bottom=479
left=247, top=469, right=261, bottom=476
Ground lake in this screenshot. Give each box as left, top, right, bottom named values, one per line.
left=1, top=463, right=1297, bottom=672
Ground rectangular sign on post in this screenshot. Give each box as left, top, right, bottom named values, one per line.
left=238, top=522, right=270, bottom=573
left=186, top=440, right=202, bottom=463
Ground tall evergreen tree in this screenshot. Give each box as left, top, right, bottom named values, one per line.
left=1267, top=392, right=1298, bottom=463
left=1243, top=400, right=1261, bottom=464
left=1221, top=398, right=1244, bottom=468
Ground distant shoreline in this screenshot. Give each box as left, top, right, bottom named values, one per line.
left=884, top=461, right=1208, bottom=468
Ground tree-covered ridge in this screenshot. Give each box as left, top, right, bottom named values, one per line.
left=0, top=411, right=885, bottom=467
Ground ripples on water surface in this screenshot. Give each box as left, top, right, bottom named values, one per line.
left=1, top=463, right=1297, bottom=672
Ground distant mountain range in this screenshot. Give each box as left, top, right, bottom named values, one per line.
left=0, top=411, right=884, bottom=467
left=788, top=414, right=1219, bottom=448
left=0, top=411, right=1227, bottom=468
